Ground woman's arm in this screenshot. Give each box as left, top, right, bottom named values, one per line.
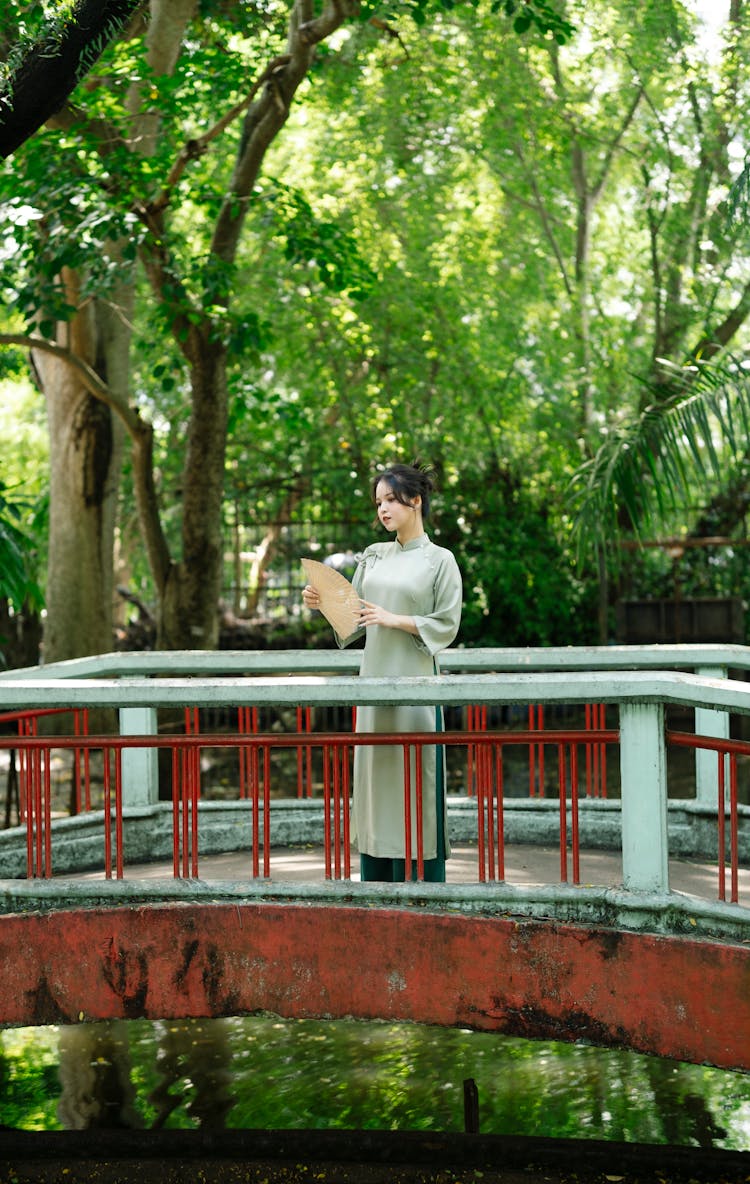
left=358, top=599, right=419, bottom=635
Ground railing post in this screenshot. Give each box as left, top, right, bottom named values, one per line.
left=119, top=706, right=159, bottom=806
left=695, top=665, right=729, bottom=805
left=619, top=701, right=668, bottom=894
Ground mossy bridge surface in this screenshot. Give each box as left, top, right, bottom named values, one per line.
left=1, top=644, right=749, bottom=1074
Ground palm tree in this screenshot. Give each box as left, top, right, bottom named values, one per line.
left=571, top=149, right=750, bottom=568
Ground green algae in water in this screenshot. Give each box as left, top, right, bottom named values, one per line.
left=2, top=1016, right=750, bottom=1149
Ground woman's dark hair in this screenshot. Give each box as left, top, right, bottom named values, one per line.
left=371, top=462, right=435, bottom=520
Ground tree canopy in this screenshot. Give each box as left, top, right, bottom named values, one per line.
left=2, top=0, right=750, bottom=660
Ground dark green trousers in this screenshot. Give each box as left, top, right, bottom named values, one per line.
left=359, top=851, right=446, bottom=883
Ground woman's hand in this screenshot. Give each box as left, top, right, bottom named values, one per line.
left=302, top=584, right=321, bottom=610
left=359, top=600, right=418, bottom=635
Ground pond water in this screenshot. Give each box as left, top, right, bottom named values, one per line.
left=2, top=1016, right=750, bottom=1149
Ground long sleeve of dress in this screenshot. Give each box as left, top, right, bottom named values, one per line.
left=411, top=550, right=462, bottom=658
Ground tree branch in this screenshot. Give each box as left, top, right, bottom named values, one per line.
left=210, top=0, right=357, bottom=264
left=0, top=0, right=145, bottom=157
left=0, top=329, right=174, bottom=586
left=0, top=331, right=144, bottom=437
left=690, top=278, right=750, bottom=364
left=589, top=85, right=644, bottom=203
left=146, top=55, right=292, bottom=217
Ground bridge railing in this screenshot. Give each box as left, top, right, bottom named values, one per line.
left=0, top=646, right=749, bottom=910
left=5, top=722, right=620, bottom=885
left=0, top=640, right=744, bottom=801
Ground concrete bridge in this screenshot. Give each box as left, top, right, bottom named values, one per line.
left=1, top=644, right=749, bottom=1074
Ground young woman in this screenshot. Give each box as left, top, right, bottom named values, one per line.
left=302, top=463, right=463, bottom=882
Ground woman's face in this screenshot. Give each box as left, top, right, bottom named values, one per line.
left=375, top=479, right=420, bottom=535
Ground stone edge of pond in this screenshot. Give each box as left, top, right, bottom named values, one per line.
left=1, top=1128, right=750, bottom=1183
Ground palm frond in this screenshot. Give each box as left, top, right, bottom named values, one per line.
left=569, top=358, right=750, bottom=562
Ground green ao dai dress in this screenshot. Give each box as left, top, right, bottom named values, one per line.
left=337, top=533, right=463, bottom=861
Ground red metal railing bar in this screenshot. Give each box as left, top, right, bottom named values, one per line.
left=20, top=715, right=35, bottom=827
left=584, top=704, right=609, bottom=798
left=43, top=744, right=51, bottom=878
left=74, top=709, right=92, bottom=812
left=466, top=705, right=476, bottom=798
left=342, top=745, right=352, bottom=880
left=296, top=706, right=313, bottom=798
left=23, top=733, right=32, bottom=874
left=238, top=706, right=249, bottom=799
left=403, top=745, right=412, bottom=874
left=323, top=743, right=332, bottom=878
left=467, top=704, right=488, bottom=800
left=599, top=707, right=607, bottom=798
left=25, top=741, right=35, bottom=875
left=528, top=705, right=546, bottom=797
left=476, top=738, right=486, bottom=881
left=263, top=743, right=271, bottom=879
left=104, top=747, right=112, bottom=878
left=0, top=709, right=65, bottom=725
left=585, top=704, right=592, bottom=796
left=415, top=745, right=424, bottom=882
left=171, top=746, right=179, bottom=877
left=483, top=742, right=495, bottom=882
left=74, top=709, right=83, bottom=814
left=718, top=753, right=726, bottom=902
left=558, top=742, right=567, bottom=883
left=592, top=705, right=600, bottom=798
left=570, top=744, right=580, bottom=884
left=0, top=727, right=619, bottom=753
left=181, top=746, right=189, bottom=878
left=193, top=741, right=201, bottom=878
left=730, top=754, right=739, bottom=905
left=251, top=741, right=261, bottom=879
left=495, top=747, right=505, bottom=882
left=115, top=748, right=123, bottom=879
left=667, top=730, right=750, bottom=757
left=529, top=706, right=536, bottom=796
left=33, top=745, right=43, bottom=877
left=332, top=746, right=339, bottom=880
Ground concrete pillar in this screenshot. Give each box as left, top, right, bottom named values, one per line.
left=694, top=665, right=729, bottom=806
left=619, top=701, right=668, bottom=894
left=119, top=706, right=159, bottom=806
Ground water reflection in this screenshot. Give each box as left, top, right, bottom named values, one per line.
left=149, top=1019, right=233, bottom=1129
left=2, top=1016, right=750, bottom=1149
left=57, top=1022, right=140, bottom=1129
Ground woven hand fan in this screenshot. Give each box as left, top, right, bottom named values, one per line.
left=301, top=558, right=363, bottom=637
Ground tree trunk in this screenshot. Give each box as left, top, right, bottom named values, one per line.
left=33, top=0, right=195, bottom=662
left=157, top=342, right=229, bottom=649
left=34, top=273, right=126, bottom=663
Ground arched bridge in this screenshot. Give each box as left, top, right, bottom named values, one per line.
left=1, top=644, right=749, bottom=1074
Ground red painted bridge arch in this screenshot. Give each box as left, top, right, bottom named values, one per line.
left=1, top=900, right=749, bottom=1073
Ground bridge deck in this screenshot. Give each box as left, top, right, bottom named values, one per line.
left=68, top=841, right=744, bottom=903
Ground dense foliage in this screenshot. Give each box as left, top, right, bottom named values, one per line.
left=2, top=0, right=750, bottom=658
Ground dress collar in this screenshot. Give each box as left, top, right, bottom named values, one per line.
left=396, top=532, right=429, bottom=552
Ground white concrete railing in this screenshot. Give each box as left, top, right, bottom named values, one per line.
left=1, top=646, right=750, bottom=897
left=1, top=641, right=748, bottom=680
left=0, top=642, right=740, bottom=803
